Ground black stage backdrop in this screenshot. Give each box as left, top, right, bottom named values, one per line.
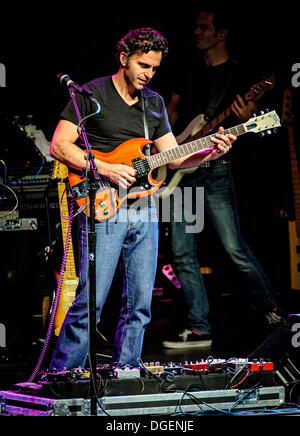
left=0, top=2, right=299, bottom=298
left=0, top=4, right=299, bottom=132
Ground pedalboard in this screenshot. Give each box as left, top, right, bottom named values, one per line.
left=0, top=357, right=286, bottom=416
left=37, top=357, right=275, bottom=383
left=11, top=357, right=276, bottom=401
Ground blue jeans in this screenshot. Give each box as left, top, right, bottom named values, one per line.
left=50, top=204, right=158, bottom=370
left=170, top=162, right=278, bottom=334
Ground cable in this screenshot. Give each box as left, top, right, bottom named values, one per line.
left=227, top=359, right=250, bottom=389
left=77, top=98, right=101, bottom=136
left=230, top=370, right=251, bottom=389
left=171, top=386, right=230, bottom=416
left=0, top=183, right=19, bottom=217
left=0, top=159, right=19, bottom=217
left=27, top=194, right=76, bottom=383
left=0, top=160, right=7, bottom=208
left=8, top=156, right=45, bottom=186
left=227, top=385, right=261, bottom=415
left=137, top=357, right=162, bottom=382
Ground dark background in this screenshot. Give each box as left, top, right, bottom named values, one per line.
left=0, top=4, right=299, bottom=132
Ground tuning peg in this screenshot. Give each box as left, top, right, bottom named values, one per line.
left=266, top=130, right=272, bottom=135
left=259, top=111, right=265, bottom=115
left=273, top=128, right=279, bottom=134
left=259, top=132, right=265, bottom=137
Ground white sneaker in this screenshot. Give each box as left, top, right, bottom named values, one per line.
left=162, top=329, right=212, bottom=349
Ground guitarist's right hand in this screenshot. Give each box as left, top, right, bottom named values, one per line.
left=97, top=161, right=136, bottom=189
left=231, top=94, right=257, bottom=122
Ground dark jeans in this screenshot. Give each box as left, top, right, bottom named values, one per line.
left=170, top=162, right=278, bottom=334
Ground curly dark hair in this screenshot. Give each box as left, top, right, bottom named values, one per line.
left=115, top=28, right=168, bottom=64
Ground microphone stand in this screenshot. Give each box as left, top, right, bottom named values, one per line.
left=68, top=88, right=100, bottom=416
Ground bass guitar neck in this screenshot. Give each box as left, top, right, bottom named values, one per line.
left=281, top=88, right=300, bottom=290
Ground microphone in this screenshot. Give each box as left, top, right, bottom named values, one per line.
left=57, top=73, right=93, bottom=98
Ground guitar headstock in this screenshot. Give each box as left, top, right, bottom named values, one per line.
left=52, top=159, right=69, bottom=180
left=245, top=76, right=275, bottom=102
left=244, top=110, right=281, bottom=136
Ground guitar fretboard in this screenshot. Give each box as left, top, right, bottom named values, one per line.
left=148, top=124, right=246, bottom=169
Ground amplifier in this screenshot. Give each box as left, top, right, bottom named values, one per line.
left=0, top=218, right=38, bottom=231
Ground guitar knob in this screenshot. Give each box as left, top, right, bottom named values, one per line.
left=103, top=209, right=109, bottom=216
left=99, top=201, right=106, bottom=208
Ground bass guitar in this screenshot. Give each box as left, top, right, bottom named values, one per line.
left=281, top=88, right=300, bottom=290
left=68, top=111, right=281, bottom=222
left=158, top=76, right=275, bottom=196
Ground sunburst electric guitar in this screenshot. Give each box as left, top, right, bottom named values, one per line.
left=158, top=76, right=275, bottom=196
left=281, top=88, right=300, bottom=290
left=68, top=111, right=281, bottom=222
left=52, top=160, right=79, bottom=336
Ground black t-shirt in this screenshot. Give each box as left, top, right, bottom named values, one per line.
left=60, top=75, right=171, bottom=152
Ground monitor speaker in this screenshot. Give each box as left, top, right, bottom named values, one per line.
left=248, top=314, right=300, bottom=403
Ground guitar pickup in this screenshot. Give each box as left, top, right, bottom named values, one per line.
left=70, top=179, right=108, bottom=200
left=132, top=157, right=150, bottom=178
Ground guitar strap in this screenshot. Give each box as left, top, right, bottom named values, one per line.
left=124, top=90, right=151, bottom=209
left=141, top=91, right=154, bottom=209
left=142, top=91, right=150, bottom=156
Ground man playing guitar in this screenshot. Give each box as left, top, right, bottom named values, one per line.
left=49, top=27, right=234, bottom=370
left=162, top=10, right=281, bottom=350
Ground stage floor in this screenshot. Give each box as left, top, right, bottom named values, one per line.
left=1, top=288, right=299, bottom=417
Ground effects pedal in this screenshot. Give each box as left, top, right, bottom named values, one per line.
left=183, top=359, right=226, bottom=374
left=114, top=367, right=141, bottom=379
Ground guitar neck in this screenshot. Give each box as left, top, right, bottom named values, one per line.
left=148, top=123, right=246, bottom=169
left=191, top=77, right=275, bottom=142
left=198, top=108, right=231, bottom=141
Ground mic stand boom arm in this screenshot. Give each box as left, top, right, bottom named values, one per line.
left=68, top=89, right=100, bottom=417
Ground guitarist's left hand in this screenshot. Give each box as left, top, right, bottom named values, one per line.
left=208, top=127, right=236, bottom=160
left=231, top=94, right=257, bottom=122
